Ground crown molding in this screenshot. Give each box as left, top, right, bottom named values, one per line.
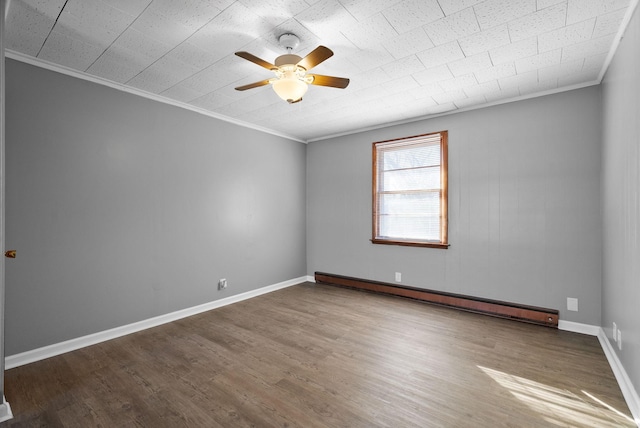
left=5, top=50, right=306, bottom=144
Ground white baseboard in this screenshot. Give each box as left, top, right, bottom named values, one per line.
left=558, top=320, right=601, bottom=336
left=559, top=320, right=639, bottom=426
left=306, top=274, right=316, bottom=283
left=5, top=276, right=307, bottom=369
left=597, top=328, right=640, bottom=427
left=0, top=396, right=13, bottom=423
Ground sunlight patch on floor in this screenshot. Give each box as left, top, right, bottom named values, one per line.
left=478, top=366, right=634, bottom=427
left=581, top=390, right=635, bottom=424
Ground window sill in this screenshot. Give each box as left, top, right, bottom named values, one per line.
left=370, top=238, right=450, bottom=249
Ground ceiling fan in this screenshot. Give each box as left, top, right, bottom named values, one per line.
left=234, top=33, right=350, bottom=104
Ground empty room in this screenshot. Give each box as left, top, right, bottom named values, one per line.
left=0, top=0, right=638, bottom=426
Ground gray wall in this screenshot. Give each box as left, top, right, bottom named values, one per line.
left=5, top=59, right=307, bottom=355
left=601, top=5, right=640, bottom=397
left=308, top=86, right=602, bottom=324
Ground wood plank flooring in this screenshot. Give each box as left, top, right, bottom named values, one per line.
left=2, top=282, right=635, bottom=427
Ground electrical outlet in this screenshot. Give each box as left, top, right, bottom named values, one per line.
left=613, top=322, right=617, bottom=342
left=617, top=330, right=622, bottom=350
left=218, top=278, right=227, bottom=290
left=395, top=272, right=401, bottom=282
left=567, top=298, right=578, bottom=312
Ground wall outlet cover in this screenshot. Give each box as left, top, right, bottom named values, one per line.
left=613, top=322, right=617, bottom=341
left=567, top=297, right=578, bottom=312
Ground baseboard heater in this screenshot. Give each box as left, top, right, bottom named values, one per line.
left=315, top=272, right=559, bottom=328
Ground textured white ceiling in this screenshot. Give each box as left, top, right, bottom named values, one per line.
left=5, top=0, right=636, bottom=141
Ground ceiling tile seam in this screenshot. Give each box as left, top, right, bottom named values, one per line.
left=186, top=89, right=219, bottom=107
left=413, top=45, right=433, bottom=71
left=121, top=3, right=237, bottom=91
left=176, top=65, right=268, bottom=106
left=588, top=15, right=597, bottom=39
left=376, top=20, right=406, bottom=64
left=105, top=0, right=150, bottom=18
left=153, top=8, right=304, bottom=101
left=486, top=27, right=499, bottom=68
left=121, top=43, right=199, bottom=90
left=497, top=71, right=506, bottom=91
left=434, top=1, right=446, bottom=18
left=339, top=1, right=359, bottom=23
left=537, top=18, right=595, bottom=61
left=409, top=75, right=424, bottom=93
left=419, top=24, right=437, bottom=51
left=444, top=62, right=457, bottom=85
left=471, top=5, right=483, bottom=46
left=307, top=79, right=601, bottom=143
left=289, top=18, right=320, bottom=49
left=35, top=0, right=69, bottom=58
left=338, top=12, right=399, bottom=52
left=84, top=0, right=155, bottom=73
left=489, top=18, right=602, bottom=73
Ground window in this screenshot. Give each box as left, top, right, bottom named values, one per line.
left=372, top=131, right=448, bottom=248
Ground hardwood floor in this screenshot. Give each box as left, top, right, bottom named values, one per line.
left=2, top=282, right=635, bottom=427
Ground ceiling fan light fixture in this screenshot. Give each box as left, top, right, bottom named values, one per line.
left=271, top=65, right=309, bottom=103
left=272, top=75, right=308, bottom=103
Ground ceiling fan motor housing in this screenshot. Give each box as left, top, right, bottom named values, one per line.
left=275, top=54, right=303, bottom=68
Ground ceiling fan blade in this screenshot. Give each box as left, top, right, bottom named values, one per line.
left=235, top=52, right=277, bottom=70
left=308, top=74, right=350, bottom=89
left=297, top=46, right=333, bottom=71
left=235, top=79, right=271, bottom=91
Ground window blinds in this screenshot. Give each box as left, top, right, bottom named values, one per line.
left=374, top=132, right=445, bottom=243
